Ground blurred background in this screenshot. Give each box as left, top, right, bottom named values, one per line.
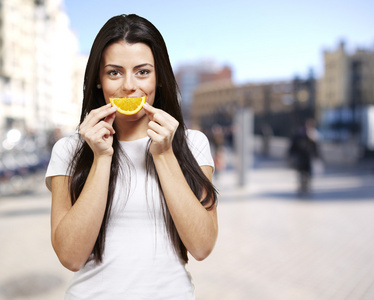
left=0, top=0, right=374, bottom=299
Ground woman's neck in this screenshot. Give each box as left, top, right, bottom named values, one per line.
left=114, top=114, right=149, bottom=141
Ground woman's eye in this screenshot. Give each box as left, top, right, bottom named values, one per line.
left=137, top=69, right=150, bottom=76
left=108, top=70, right=120, bottom=76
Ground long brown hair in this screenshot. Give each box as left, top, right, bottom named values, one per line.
left=69, top=14, right=217, bottom=264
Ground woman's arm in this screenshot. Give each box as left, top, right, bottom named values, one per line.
left=51, top=156, right=112, bottom=271
left=143, top=103, right=218, bottom=261
left=153, top=154, right=218, bottom=261
left=50, top=104, right=117, bottom=271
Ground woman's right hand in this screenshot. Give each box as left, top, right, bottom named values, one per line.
left=79, top=103, right=117, bottom=157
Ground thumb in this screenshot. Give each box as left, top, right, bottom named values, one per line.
left=104, top=110, right=116, bottom=127
left=142, top=102, right=155, bottom=120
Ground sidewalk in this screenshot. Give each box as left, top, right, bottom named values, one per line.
left=0, top=159, right=374, bottom=299
left=188, top=158, right=374, bottom=300
left=0, top=173, right=71, bottom=300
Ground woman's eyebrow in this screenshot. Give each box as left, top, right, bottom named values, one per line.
left=134, top=63, right=154, bottom=69
left=104, top=64, right=123, bottom=69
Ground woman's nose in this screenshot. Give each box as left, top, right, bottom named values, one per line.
left=122, top=76, right=136, bottom=93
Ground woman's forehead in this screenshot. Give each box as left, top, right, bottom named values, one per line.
left=101, top=41, right=154, bottom=66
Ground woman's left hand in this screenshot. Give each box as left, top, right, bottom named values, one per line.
left=143, top=102, right=179, bottom=156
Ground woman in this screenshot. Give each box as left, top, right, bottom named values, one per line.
left=45, top=14, right=218, bottom=299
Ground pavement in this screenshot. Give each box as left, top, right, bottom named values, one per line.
left=0, top=155, right=374, bottom=300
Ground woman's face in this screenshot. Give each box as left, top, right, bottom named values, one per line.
left=99, top=41, right=156, bottom=119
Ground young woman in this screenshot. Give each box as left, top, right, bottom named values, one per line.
left=45, top=14, right=218, bottom=299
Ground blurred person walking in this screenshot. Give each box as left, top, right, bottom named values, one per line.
left=211, top=125, right=226, bottom=178
left=45, top=14, right=218, bottom=300
left=288, top=119, right=321, bottom=196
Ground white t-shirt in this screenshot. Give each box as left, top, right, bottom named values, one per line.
left=45, top=129, right=214, bottom=300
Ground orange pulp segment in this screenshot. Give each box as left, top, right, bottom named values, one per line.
left=109, top=96, right=147, bottom=115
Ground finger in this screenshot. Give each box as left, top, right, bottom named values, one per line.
left=143, top=102, right=176, bottom=123
left=148, top=120, right=168, bottom=136
left=96, top=120, right=115, bottom=135
left=83, top=104, right=117, bottom=127
left=147, top=128, right=162, bottom=143
left=142, top=102, right=158, bottom=119
left=104, top=111, right=116, bottom=127
left=152, top=113, right=179, bottom=133
left=86, top=127, right=112, bottom=143
left=97, top=127, right=112, bottom=140
left=152, top=111, right=171, bottom=125
left=83, top=120, right=115, bottom=140
left=145, top=106, right=174, bottom=126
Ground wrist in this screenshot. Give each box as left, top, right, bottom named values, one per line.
left=93, top=154, right=113, bottom=165
left=152, top=148, right=175, bottom=160
left=152, top=149, right=179, bottom=173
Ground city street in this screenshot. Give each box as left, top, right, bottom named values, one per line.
left=0, top=157, right=374, bottom=300
left=1, top=2, right=373, bottom=299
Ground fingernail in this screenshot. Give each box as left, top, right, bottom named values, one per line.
left=143, top=102, right=149, bottom=108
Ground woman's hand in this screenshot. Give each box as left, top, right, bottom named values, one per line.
left=143, top=102, right=179, bottom=156
left=79, top=103, right=117, bottom=157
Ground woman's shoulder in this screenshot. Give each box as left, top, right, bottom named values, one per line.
left=186, top=129, right=209, bottom=145
left=185, top=129, right=214, bottom=166
left=45, top=133, right=81, bottom=191
left=52, top=132, right=81, bottom=155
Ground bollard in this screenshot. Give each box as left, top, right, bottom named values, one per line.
left=234, top=108, right=253, bottom=187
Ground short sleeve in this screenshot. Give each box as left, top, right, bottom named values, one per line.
left=45, top=134, right=79, bottom=191
left=186, top=129, right=215, bottom=171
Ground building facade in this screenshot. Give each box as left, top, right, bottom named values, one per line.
left=318, top=40, right=374, bottom=110
left=175, top=60, right=232, bottom=121
left=317, top=41, right=374, bottom=144
left=191, top=79, right=296, bottom=137
left=0, top=0, right=85, bottom=136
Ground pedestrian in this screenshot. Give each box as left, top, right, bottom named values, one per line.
left=288, top=119, right=320, bottom=196
left=45, top=14, right=218, bottom=299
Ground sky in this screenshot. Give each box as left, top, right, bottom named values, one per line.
left=63, top=0, right=374, bottom=83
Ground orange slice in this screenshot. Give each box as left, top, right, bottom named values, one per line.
left=109, top=96, right=147, bottom=115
